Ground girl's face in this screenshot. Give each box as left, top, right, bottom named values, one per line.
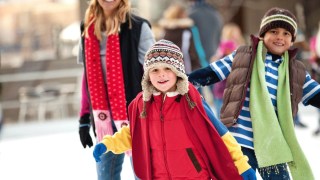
left=97, top=0, right=121, bottom=16
left=149, top=66, right=178, bottom=94
left=263, top=27, right=293, bottom=56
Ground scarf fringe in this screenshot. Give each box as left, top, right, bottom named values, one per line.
left=259, top=164, right=288, bottom=179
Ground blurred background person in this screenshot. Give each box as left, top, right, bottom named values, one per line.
left=158, top=2, right=209, bottom=97
left=309, top=23, right=320, bottom=135
left=77, top=0, right=155, bottom=179
left=210, top=23, right=245, bottom=117
left=158, top=3, right=207, bottom=74
left=186, top=0, right=223, bottom=102
left=0, top=83, right=3, bottom=135
left=187, top=0, right=223, bottom=62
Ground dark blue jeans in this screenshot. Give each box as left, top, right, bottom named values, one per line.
left=96, top=151, right=125, bottom=180
left=242, top=147, right=291, bottom=180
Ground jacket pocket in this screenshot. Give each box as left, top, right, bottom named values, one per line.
left=186, top=148, right=202, bottom=173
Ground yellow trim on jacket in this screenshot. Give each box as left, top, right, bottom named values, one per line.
left=100, top=126, right=250, bottom=174
left=101, top=126, right=132, bottom=154
left=221, top=132, right=251, bottom=174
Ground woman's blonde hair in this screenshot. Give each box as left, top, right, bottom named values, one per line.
left=83, top=0, right=131, bottom=40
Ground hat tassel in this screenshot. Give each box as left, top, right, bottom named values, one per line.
left=140, top=101, right=147, bottom=118
left=185, top=93, right=196, bottom=109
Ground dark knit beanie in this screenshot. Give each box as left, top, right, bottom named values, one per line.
left=259, top=7, right=297, bottom=42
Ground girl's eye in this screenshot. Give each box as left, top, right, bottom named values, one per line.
left=151, top=69, right=158, bottom=73
left=165, top=67, right=171, bottom=71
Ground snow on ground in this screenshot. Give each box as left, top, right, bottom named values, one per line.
left=0, top=105, right=319, bottom=180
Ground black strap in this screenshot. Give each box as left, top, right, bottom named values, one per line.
left=186, top=148, right=202, bottom=173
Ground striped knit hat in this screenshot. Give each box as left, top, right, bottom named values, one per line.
left=141, top=39, right=189, bottom=101
left=259, top=7, right=297, bottom=42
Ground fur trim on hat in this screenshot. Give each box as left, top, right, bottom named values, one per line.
left=259, top=7, right=297, bottom=42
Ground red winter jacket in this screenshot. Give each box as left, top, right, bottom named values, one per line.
left=128, top=84, right=241, bottom=180
left=149, top=93, right=210, bottom=179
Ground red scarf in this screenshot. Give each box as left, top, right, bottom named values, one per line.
left=85, top=22, right=128, bottom=141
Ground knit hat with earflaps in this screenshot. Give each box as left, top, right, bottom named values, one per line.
left=141, top=39, right=189, bottom=101
left=259, top=7, right=298, bottom=42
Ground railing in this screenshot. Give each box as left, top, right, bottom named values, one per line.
left=0, top=68, right=82, bottom=83
left=0, top=68, right=83, bottom=123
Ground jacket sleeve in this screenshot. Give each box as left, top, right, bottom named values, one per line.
left=138, top=22, right=155, bottom=65
left=188, top=66, right=220, bottom=87
left=307, top=91, right=320, bottom=108
left=101, top=126, right=132, bottom=154
left=202, top=99, right=251, bottom=174
left=79, top=72, right=91, bottom=116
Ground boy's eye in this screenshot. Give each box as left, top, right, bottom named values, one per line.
left=270, top=30, right=277, bottom=34
left=284, top=32, right=291, bottom=36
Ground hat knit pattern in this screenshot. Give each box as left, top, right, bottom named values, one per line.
left=259, top=7, right=297, bottom=42
left=141, top=39, right=189, bottom=101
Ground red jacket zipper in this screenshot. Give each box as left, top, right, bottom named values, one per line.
left=160, top=95, right=172, bottom=180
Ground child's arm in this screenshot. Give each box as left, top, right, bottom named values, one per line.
left=307, top=92, right=320, bottom=108
left=188, top=51, right=236, bottom=87
left=93, top=126, right=132, bottom=162
left=202, top=99, right=251, bottom=174
left=302, top=72, right=320, bottom=109
left=101, top=126, right=132, bottom=154
left=188, top=66, right=220, bottom=87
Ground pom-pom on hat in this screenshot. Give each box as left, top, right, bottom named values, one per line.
left=259, top=7, right=297, bottom=42
left=141, top=39, right=189, bottom=101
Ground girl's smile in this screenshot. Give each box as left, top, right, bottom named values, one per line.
left=149, top=66, right=177, bottom=93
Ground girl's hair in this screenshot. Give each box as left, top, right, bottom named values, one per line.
left=221, top=23, right=245, bottom=46
left=83, top=0, right=131, bottom=40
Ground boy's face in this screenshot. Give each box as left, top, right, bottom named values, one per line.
left=149, top=66, right=177, bottom=94
left=263, top=28, right=293, bottom=56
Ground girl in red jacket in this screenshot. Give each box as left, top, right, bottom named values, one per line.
left=93, top=40, right=256, bottom=180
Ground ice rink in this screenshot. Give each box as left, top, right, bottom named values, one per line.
left=0, top=105, right=319, bottom=180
